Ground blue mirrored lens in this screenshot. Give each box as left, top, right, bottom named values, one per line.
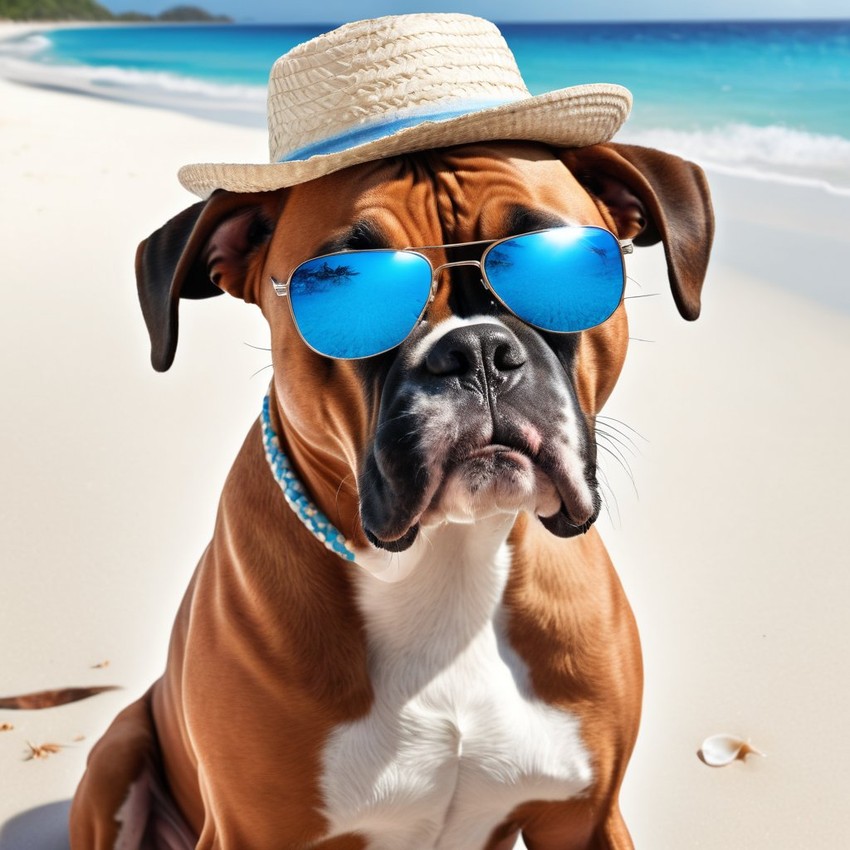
left=289, top=251, right=432, bottom=359
left=483, top=227, right=624, bottom=333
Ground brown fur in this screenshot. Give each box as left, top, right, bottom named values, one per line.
left=70, top=141, right=712, bottom=849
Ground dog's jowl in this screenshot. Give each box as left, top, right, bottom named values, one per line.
left=71, top=15, right=713, bottom=850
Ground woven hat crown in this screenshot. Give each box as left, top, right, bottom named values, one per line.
left=267, top=14, right=531, bottom=163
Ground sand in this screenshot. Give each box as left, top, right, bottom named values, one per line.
left=1, top=23, right=849, bottom=848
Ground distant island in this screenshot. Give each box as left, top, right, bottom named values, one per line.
left=0, top=1, right=233, bottom=22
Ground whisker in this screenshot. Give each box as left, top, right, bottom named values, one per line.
left=334, top=473, right=357, bottom=520
left=628, top=337, right=655, bottom=343
left=243, top=341, right=272, bottom=352
left=249, top=363, right=274, bottom=380
left=597, top=433, right=634, bottom=471
left=596, top=440, right=639, bottom=499
left=329, top=473, right=359, bottom=542
left=374, top=412, right=418, bottom=438
left=595, top=425, right=638, bottom=457
left=419, top=524, right=435, bottom=554
left=595, top=465, right=621, bottom=527
left=346, top=501, right=362, bottom=547
left=596, top=415, right=647, bottom=442
left=597, top=432, right=634, bottom=475
left=596, top=420, right=641, bottom=449
left=623, top=293, right=659, bottom=300
left=598, top=484, right=619, bottom=528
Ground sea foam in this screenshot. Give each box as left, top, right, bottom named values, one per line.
left=622, top=124, right=850, bottom=195
left=3, top=28, right=849, bottom=193
left=0, top=33, right=53, bottom=55
left=0, top=54, right=266, bottom=125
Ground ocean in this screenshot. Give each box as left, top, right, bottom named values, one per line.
left=1, top=20, right=849, bottom=192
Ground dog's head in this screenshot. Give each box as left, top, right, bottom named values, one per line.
left=137, top=142, right=712, bottom=554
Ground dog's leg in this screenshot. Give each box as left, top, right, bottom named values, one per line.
left=519, top=800, right=634, bottom=850
left=523, top=829, right=634, bottom=850
left=69, top=685, right=195, bottom=850
left=594, top=805, right=634, bottom=850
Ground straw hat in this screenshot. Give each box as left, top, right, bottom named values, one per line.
left=178, top=13, right=632, bottom=198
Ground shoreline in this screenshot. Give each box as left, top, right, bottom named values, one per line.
left=0, top=21, right=268, bottom=128
left=2, top=20, right=849, bottom=196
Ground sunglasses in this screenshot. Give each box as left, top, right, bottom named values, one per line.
left=271, top=226, right=633, bottom=360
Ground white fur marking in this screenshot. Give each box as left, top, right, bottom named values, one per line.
left=323, top=520, right=593, bottom=849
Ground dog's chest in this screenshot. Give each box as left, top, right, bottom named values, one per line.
left=320, top=536, right=593, bottom=850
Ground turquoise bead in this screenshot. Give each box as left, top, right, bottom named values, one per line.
left=261, top=392, right=356, bottom=562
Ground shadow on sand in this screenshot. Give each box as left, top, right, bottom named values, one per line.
left=0, top=800, right=70, bottom=850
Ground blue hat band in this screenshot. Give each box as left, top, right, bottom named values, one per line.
left=278, top=98, right=516, bottom=162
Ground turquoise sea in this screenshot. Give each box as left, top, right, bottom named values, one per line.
left=1, top=20, right=849, bottom=191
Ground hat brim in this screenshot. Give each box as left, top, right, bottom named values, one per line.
left=178, top=83, right=631, bottom=199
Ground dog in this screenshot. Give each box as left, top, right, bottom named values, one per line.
left=69, top=13, right=714, bottom=849
left=69, top=137, right=712, bottom=850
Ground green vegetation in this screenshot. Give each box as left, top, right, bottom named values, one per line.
left=155, top=4, right=230, bottom=21
left=0, top=0, right=233, bottom=21
left=0, top=0, right=113, bottom=20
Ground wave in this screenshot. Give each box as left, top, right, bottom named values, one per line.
left=621, top=124, right=850, bottom=196
left=0, top=52, right=266, bottom=125
left=3, top=40, right=850, bottom=194
left=0, top=33, right=54, bottom=55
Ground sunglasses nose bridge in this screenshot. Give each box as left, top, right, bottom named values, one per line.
left=423, top=257, right=497, bottom=326
left=427, top=258, right=485, bottom=299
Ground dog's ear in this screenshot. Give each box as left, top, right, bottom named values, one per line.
left=135, top=190, right=279, bottom=371
left=559, top=143, right=714, bottom=321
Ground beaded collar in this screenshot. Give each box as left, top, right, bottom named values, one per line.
left=260, top=391, right=356, bottom=562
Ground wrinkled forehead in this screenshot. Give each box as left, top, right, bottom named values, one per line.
left=279, top=142, right=606, bottom=254
left=428, top=142, right=605, bottom=237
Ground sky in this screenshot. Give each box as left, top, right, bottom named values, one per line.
left=105, top=0, right=850, bottom=23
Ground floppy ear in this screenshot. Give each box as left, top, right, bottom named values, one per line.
left=135, top=190, right=279, bottom=371
left=559, top=143, right=714, bottom=321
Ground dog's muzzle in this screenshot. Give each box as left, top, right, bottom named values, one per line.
left=358, top=317, right=601, bottom=551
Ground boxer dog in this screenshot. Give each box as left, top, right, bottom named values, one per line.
left=70, top=137, right=712, bottom=849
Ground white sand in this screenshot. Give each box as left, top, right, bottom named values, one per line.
left=1, top=31, right=849, bottom=847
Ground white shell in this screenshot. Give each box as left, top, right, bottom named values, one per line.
left=697, top=734, right=765, bottom=767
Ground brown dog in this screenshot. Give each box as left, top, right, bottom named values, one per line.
left=70, top=140, right=712, bottom=850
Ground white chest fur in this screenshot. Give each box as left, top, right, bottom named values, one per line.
left=321, top=519, right=593, bottom=850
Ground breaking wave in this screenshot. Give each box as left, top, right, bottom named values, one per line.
left=0, top=41, right=266, bottom=126
left=3, top=30, right=850, bottom=190
left=621, top=124, right=850, bottom=195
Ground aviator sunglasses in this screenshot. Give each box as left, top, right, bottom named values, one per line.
left=271, top=226, right=633, bottom=360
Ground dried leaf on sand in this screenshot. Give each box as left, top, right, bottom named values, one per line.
left=25, top=742, right=64, bottom=761
left=0, top=686, right=120, bottom=710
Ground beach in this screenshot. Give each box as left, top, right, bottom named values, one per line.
left=1, top=19, right=850, bottom=849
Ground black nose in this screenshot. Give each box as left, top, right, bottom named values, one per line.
left=425, top=322, right=527, bottom=379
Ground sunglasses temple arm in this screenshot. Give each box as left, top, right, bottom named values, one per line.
left=619, top=239, right=634, bottom=255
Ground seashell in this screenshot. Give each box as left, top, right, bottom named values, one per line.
left=697, top=733, right=765, bottom=767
